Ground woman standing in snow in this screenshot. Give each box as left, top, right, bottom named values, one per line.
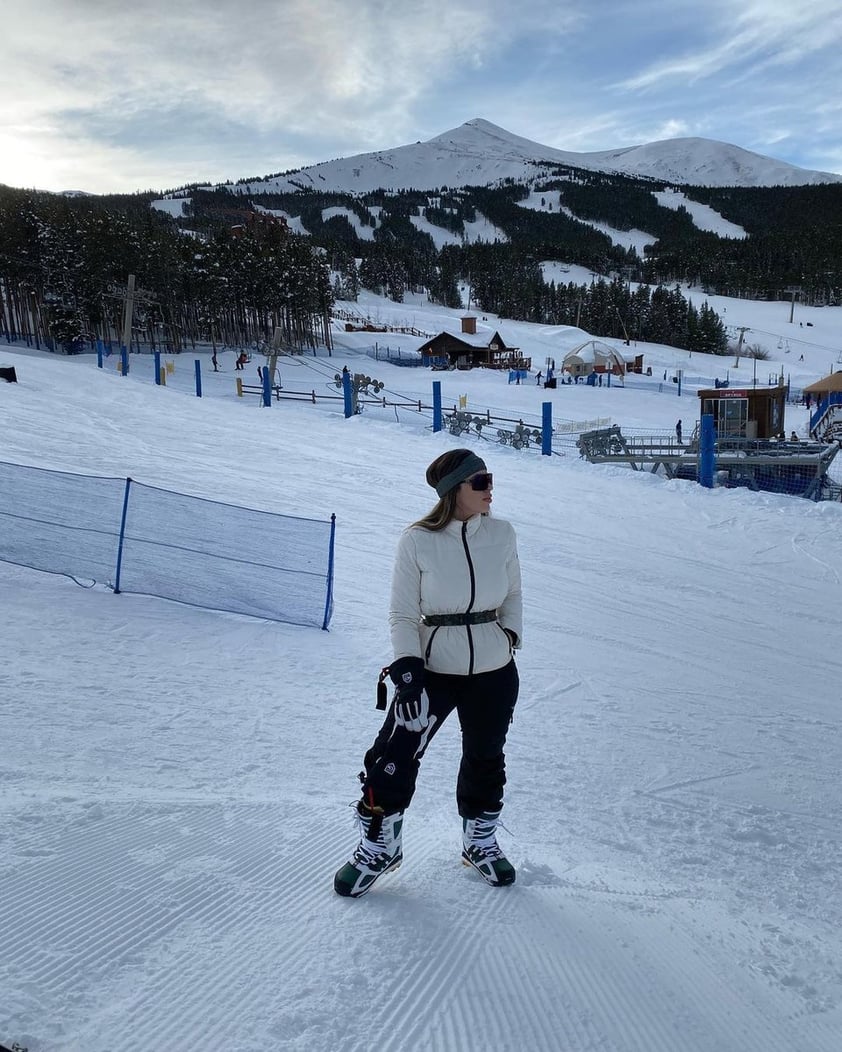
left=334, top=448, right=523, bottom=898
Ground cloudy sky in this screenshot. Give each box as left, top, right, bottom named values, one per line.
left=2, top=0, right=841, bottom=194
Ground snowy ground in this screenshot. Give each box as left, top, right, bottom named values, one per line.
left=1, top=289, right=841, bottom=1052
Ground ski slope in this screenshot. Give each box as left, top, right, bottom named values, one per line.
left=1, top=292, right=841, bottom=1052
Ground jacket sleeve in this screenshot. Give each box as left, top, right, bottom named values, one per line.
left=389, top=529, right=424, bottom=661
left=498, top=529, right=523, bottom=649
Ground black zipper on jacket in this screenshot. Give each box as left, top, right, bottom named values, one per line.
left=461, top=521, right=477, bottom=676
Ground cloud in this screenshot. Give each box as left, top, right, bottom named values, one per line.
left=2, top=0, right=581, bottom=189
left=1, top=0, right=840, bottom=191
left=4, top=1, right=567, bottom=136
left=616, top=0, right=842, bottom=91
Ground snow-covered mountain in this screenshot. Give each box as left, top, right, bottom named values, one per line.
left=239, top=118, right=842, bottom=195
left=577, top=136, right=842, bottom=188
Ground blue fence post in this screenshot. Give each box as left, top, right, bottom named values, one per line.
left=607, top=370, right=611, bottom=388
left=113, top=477, right=133, bottom=593
left=154, top=351, right=161, bottom=385
left=261, top=365, right=271, bottom=407
left=698, top=413, right=716, bottom=488
left=432, top=380, right=442, bottom=432
left=542, top=402, right=553, bottom=456
left=321, top=513, right=337, bottom=630
left=677, top=369, right=682, bottom=397
left=194, top=359, right=202, bottom=397
left=96, top=339, right=104, bottom=368
left=342, top=370, right=353, bottom=418
left=121, top=345, right=129, bottom=376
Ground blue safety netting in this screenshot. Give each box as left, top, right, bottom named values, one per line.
left=0, top=461, right=335, bottom=628
left=118, top=481, right=334, bottom=627
left=0, top=461, right=125, bottom=582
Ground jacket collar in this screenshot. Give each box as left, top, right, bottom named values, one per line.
left=446, top=514, right=484, bottom=537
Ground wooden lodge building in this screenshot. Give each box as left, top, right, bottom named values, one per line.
left=417, top=316, right=530, bottom=370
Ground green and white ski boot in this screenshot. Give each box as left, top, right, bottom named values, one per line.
left=462, top=810, right=516, bottom=886
left=334, top=802, right=404, bottom=898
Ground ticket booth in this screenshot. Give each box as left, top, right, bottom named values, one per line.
left=698, top=386, right=786, bottom=440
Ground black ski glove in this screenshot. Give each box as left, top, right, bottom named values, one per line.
left=388, top=656, right=429, bottom=732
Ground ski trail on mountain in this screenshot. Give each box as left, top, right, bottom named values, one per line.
left=3, top=802, right=835, bottom=1052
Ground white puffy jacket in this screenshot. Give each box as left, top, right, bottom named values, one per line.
left=389, top=514, right=523, bottom=676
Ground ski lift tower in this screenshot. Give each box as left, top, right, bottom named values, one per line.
left=784, top=286, right=802, bottom=324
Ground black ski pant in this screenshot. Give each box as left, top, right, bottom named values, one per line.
left=361, top=659, right=519, bottom=818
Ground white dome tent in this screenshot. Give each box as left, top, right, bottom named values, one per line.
left=562, top=340, right=627, bottom=378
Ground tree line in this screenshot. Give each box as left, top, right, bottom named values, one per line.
left=4, top=163, right=837, bottom=358
left=261, top=171, right=842, bottom=308
left=0, top=185, right=332, bottom=353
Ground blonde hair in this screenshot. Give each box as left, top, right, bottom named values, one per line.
left=412, top=449, right=477, bottom=532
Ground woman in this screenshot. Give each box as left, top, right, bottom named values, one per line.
left=334, top=448, right=523, bottom=898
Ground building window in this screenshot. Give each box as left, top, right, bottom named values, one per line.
left=720, top=398, right=748, bottom=437
left=703, top=398, right=748, bottom=437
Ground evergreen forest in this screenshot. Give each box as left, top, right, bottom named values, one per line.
left=2, top=161, right=840, bottom=357
left=0, top=186, right=333, bottom=353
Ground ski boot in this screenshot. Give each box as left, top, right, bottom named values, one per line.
left=462, top=810, right=515, bottom=886
left=334, top=802, right=403, bottom=898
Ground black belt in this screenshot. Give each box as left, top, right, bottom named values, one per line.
left=422, top=609, right=498, bottom=627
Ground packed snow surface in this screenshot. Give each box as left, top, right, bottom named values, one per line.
left=1, top=288, right=841, bottom=1052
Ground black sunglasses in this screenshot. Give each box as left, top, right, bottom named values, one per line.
left=464, top=472, right=493, bottom=491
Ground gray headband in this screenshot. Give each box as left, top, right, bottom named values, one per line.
left=434, top=453, right=488, bottom=498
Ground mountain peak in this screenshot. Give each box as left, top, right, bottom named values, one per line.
left=242, top=118, right=841, bottom=195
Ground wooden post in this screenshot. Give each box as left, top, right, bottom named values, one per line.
left=121, top=274, right=135, bottom=353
